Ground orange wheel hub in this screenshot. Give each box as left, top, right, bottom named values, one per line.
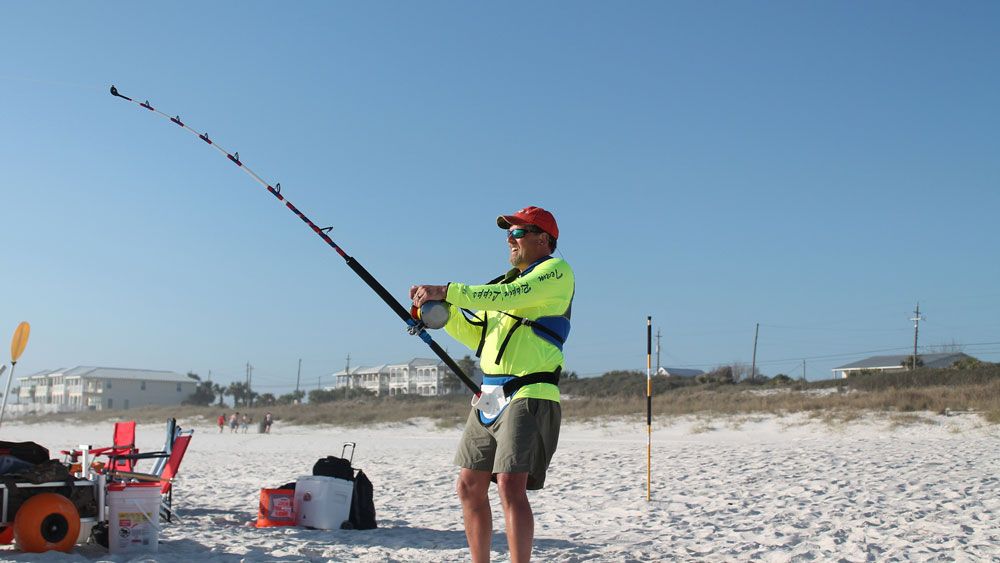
left=13, top=493, right=80, bottom=553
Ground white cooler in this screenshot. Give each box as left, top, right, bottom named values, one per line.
left=294, top=475, right=354, bottom=530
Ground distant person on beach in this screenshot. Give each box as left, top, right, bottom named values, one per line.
left=241, top=413, right=251, bottom=433
left=229, top=412, right=239, bottom=433
left=217, top=413, right=226, bottom=433
left=411, top=206, right=573, bottom=563
left=264, top=412, right=273, bottom=434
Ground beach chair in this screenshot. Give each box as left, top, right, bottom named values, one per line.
left=107, top=421, right=193, bottom=522
left=60, top=420, right=137, bottom=472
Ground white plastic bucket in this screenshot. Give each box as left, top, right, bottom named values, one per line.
left=107, top=482, right=161, bottom=554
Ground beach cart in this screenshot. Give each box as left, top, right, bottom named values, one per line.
left=0, top=455, right=103, bottom=552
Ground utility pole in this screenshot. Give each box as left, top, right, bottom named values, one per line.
left=296, top=358, right=302, bottom=394
left=910, top=303, right=924, bottom=370
left=655, top=328, right=662, bottom=374
left=246, top=361, right=254, bottom=408
left=750, top=323, right=759, bottom=383
left=345, top=354, right=351, bottom=389
left=802, top=360, right=806, bottom=381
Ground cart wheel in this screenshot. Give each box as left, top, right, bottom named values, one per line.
left=0, top=525, right=13, bottom=544
left=13, top=493, right=81, bottom=553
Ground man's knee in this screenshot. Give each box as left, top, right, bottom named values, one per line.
left=495, top=473, right=529, bottom=507
left=457, top=469, right=491, bottom=503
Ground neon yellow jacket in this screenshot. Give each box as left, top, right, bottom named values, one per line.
left=443, top=257, right=574, bottom=403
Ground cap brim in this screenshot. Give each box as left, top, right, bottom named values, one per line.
left=497, top=214, right=525, bottom=230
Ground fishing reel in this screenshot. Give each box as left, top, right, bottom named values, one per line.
left=408, top=300, right=450, bottom=333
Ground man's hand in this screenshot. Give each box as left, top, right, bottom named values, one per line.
left=410, top=284, right=448, bottom=308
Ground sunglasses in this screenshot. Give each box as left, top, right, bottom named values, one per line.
left=507, top=226, right=543, bottom=239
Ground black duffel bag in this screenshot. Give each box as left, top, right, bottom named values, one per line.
left=346, top=469, right=377, bottom=530
left=312, top=455, right=354, bottom=481
left=0, top=441, right=50, bottom=465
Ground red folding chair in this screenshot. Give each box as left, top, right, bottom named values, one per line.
left=157, top=433, right=191, bottom=521
left=108, top=421, right=137, bottom=471
left=61, top=420, right=137, bottom=472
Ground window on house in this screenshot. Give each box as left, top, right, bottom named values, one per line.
left=106, top=381, right=112, bottom=389
left=141, top=381, right=146, bottom=390
left=124, top=399, right=129, bottom=410
left=176, top=383, right=181, bottom=392
left=107, top=398, right=113, bottom=409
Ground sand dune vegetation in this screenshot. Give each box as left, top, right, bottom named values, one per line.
left=15, top=364, right=1000, bottom=428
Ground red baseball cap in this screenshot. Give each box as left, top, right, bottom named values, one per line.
left=497, top=206, right=559, bottom=240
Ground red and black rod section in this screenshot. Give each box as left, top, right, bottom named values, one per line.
left=109, top=85, right=480, bottom=396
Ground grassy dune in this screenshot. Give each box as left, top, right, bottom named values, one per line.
left=15, top=365, right=1000, bottom=428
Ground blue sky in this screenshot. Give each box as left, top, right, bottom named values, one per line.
left=2, top=2, right=998, bottom=395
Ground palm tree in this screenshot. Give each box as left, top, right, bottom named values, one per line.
left=226, top=381, right=251, bottom=407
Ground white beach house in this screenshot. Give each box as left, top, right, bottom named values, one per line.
left=331, top=357, right=482, bottom=397
left=14, top=366, right=198, bottom=414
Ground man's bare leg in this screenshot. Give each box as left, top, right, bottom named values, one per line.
left=497, top=472, right=533, bottom=563
left=457, top=468, right=494, bottom=563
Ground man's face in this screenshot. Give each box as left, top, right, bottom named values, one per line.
left=507, top=223, right=549, bottom=270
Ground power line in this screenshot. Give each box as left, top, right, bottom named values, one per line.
left=760, top=324, right=910, bottom=333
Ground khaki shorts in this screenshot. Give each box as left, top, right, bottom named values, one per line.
left=454, top=398, right=561, bottom=490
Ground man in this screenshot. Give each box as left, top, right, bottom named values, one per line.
left=411, top=206, right=574, bottom=563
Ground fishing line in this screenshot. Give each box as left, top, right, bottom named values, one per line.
left=108, top=85, right=480, bottom=396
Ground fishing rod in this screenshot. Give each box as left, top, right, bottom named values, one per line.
left=109, top=86, right=480, bottom=396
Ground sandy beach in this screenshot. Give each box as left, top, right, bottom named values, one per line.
left=0, top=412, right=997, bottom=562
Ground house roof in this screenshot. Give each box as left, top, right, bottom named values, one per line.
left=330, top=357, right=451, bottom=377
left=22, top=369, right=62, bottom=380
left=407, top=358, right=443, bottom=367
left=21, top=366, right=195, bottom=383
left=656, top=367, right=705, bottom=378
left=833, top=353, right=970, bottom=371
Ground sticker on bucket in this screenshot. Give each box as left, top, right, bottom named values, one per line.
left=270, top=496, right=294, bottom=519
left=117, top=512, right=152, bottom=542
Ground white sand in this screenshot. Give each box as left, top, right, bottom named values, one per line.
left=0, top=412, right=997, bottom=562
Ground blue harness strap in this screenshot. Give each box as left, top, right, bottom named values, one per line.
left=477, top=368, right=561, bottom=425
left=493, top=313, right=569, bottom=364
